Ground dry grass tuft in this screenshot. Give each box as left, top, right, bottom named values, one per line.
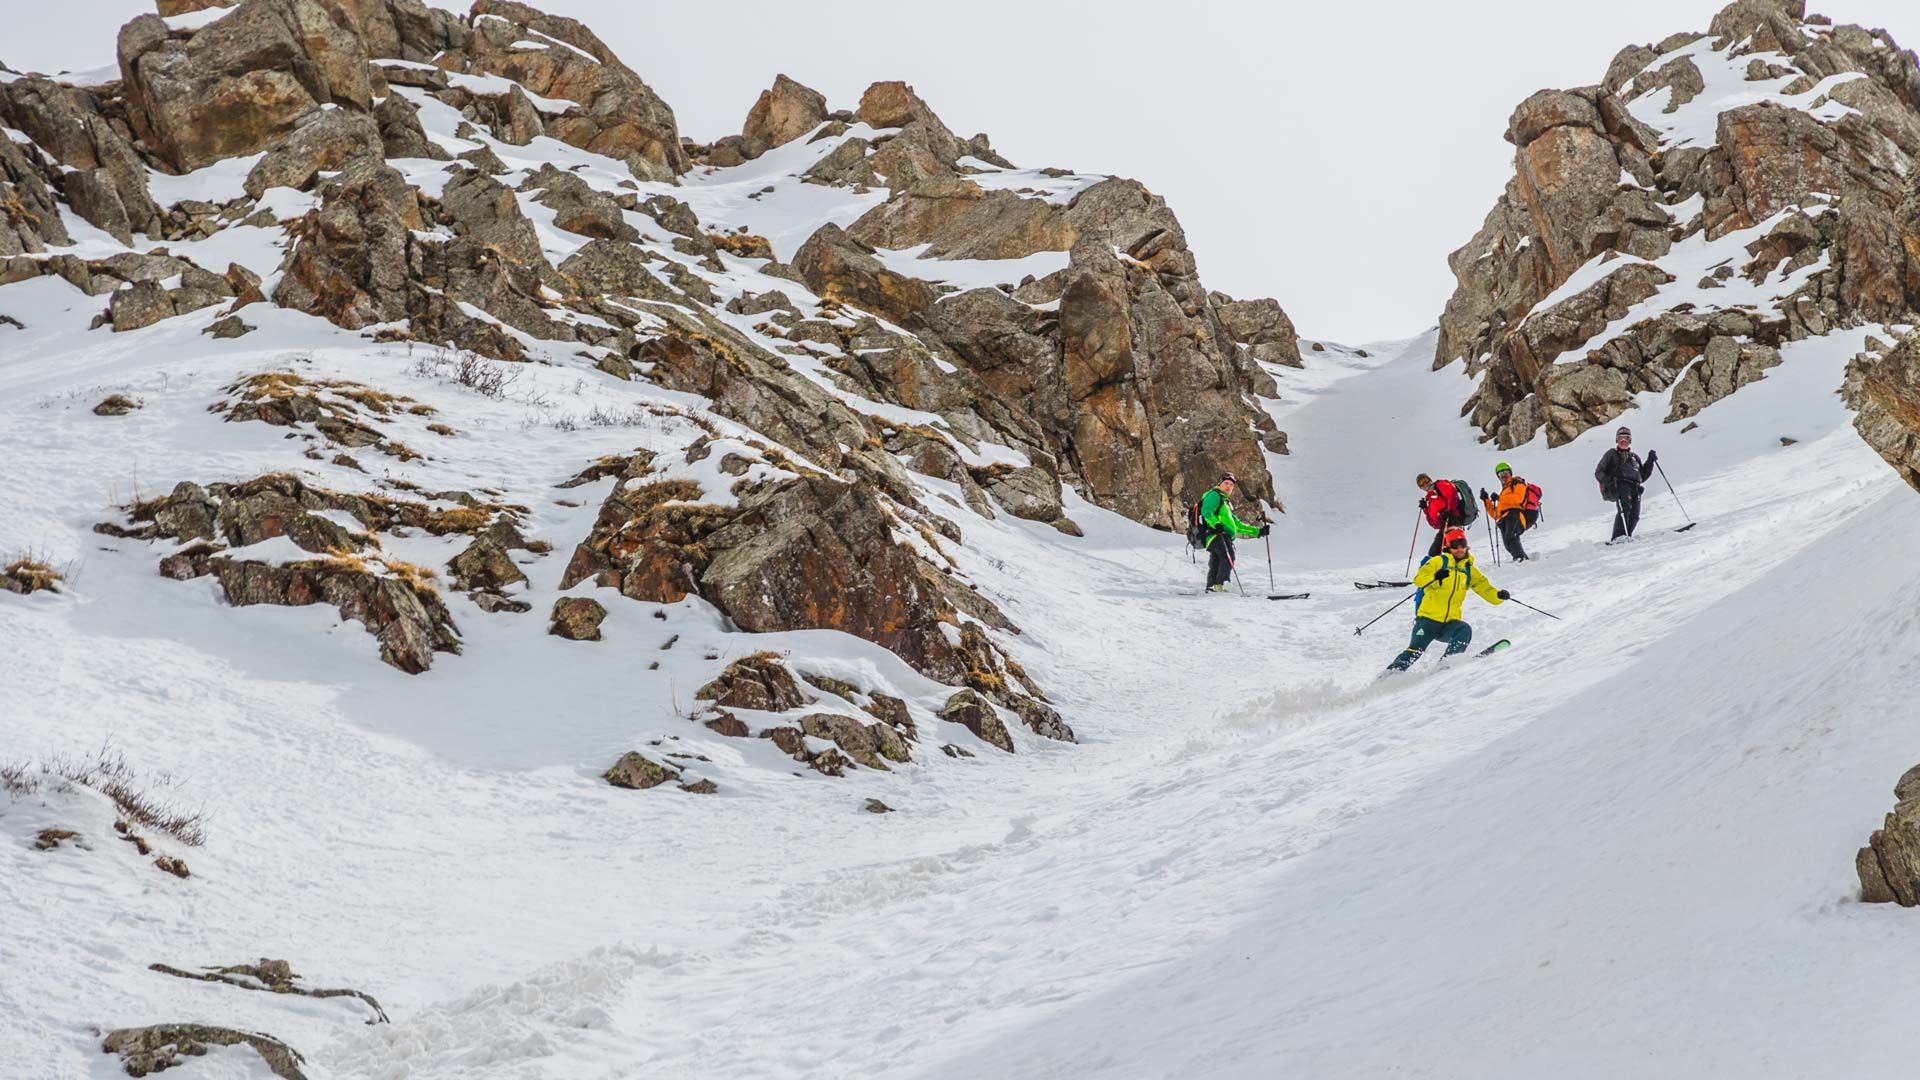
left=2, top=554, right=65, bottom=594
left=43, top=745, right=207, bottom=846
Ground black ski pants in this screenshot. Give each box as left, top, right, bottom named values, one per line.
left=1206, top=533, right=1236, bottom=589
left=1498, top=510, right=1531, bottom=561
left=1610, top=489, right=1642, bottom=540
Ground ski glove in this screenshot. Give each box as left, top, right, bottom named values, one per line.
left=1257, top=524, right=1271, bottom=537
left=1497, top=589, right=1511, bottom=600
left=1479, top=487, right=1490, bottom=501
left=1431, top=567, right=1450, bottom=583
left=1647, top=450, right=1658, bottom=464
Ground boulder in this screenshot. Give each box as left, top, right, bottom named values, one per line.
left=206, top=315, right=257, bottom=338
left=802, top=136, right=876, bottom=187
left=741, top=74, right=828, bottom=159
left=457, top=0, right=686, bottom=179
left=800, top=713, right=896, bottom=769
left=604, top=750, right=677, bottom=789
left=849, top=179, right=1075, bottom=261
left=548, top=596, right=606, bottom=640
left=791, top=222, right=937, bottom=325
left=523, top=168, right=637, bottom=242
left=93, top=394, right=141, bottom=416
left=1857, top=762, right=1920, bottom=905
left=373, top=91, right=448, bottom=160
left=244, top=107, right=384, bottom=198
left=695, top=654, right=809, bottom=712
left=1212, top=292, right=1303, bottom=368
left=975, top=464, right=1063, bottom=523
left=1666, top=336, right=1782, bottom=421
left=111, top=281, right=176, bottom=332
left=939, top=688, right=1012, bottom=753
left=447, top=536, right=526, bottom=592
left=273, top=157, right=422, bottom=329
left=118, top=0, right=376, bottom=173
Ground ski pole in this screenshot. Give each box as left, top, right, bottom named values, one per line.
left=1485, top=511, right=1498, bottom=567
left=1354, top=591, right=1415, bottom=636
left=1227, top=545, right=1246, bottom=596
left=1654, top=461, right=1692, bottom=525
left=1508, top=597, right=1561, bottom=620
left=1405, top=511, right=1421, bottom=577
left=1264, top=532, right=1275, bottom=592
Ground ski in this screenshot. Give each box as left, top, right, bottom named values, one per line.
left=1477, top=639, right=1511, bottom=657
left=1353, top=580, right=1411, bottom=590
left=1268, top=593, right=1311, bottom=601
left=1674, top=523, right=1697, bottom=532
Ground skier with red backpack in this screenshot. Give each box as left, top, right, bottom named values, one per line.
left=1479, top=462, right=1542, bottom=562
left=1416, top=473, right=1477, bottom=558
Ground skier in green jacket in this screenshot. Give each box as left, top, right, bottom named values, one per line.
left=1199, top=472, right=1266, bottom=593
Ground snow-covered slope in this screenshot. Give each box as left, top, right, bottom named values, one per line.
left=7, top=325, right=1917, bottom=1077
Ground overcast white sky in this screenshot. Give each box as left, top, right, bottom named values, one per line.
left=12, top=0, right=1918, bottom=340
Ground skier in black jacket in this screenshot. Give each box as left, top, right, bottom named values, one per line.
left=1594, top=426, right=1656, bottom=542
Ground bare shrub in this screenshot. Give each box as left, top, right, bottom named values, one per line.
left=586, top=403, right=656, bottom=429
left=410, top=348, right=521, bottom=399
left=44, top=745, right=207, bottom=846
left=0, top=761, right=38, bottom=797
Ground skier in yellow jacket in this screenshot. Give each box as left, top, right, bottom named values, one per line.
left=1386, top=527, right=1508, bottom=671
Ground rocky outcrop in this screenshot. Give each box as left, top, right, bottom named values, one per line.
left=557, top=448, right=1066, bottom=738
left=1843, top=328, right=1920, bottom=493
left=117, top=0, right=376, bottom=174
left=1856, top=763, right=1920, bottom=904
left=0, top=75, right=162, bottom=242
left=272, top=157, right=422, bottom=329
left=1436, top=0, right=1920, bottom=447
left=448, top=0, right=686, bottom=180
left=0, top=133, right=73, bottom=257
left=804, top=140, right=1288, bottom=524
left=741, top=74, right=827, bottom=159
left=93, top=475, right=526, bottom=671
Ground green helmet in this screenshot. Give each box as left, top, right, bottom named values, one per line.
left=1494, top=461, right=1512, bottom=475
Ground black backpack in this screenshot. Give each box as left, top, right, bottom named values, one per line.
left=1186, top=498, right=1208, bottom=549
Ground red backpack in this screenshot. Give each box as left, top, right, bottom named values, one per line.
left=1522, top=481, right=1543, bottom=512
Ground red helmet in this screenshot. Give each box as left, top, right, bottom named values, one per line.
left=1442, top=528, right=1467, bottom=547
